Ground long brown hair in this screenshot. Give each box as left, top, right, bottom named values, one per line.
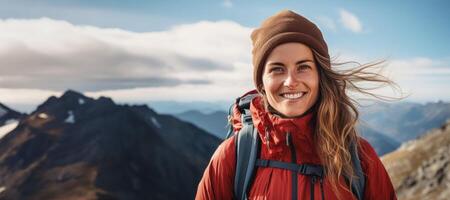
left=312, top=50, right=402, bottom=198
left=258, top=49, right=402, bottom=198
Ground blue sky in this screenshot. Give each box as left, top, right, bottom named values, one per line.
left=0, top=0, right=449, bottom=111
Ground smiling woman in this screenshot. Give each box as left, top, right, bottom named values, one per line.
left=196, top=9, right=399, bottom=200
left=262, top=43, right=320, bottom=117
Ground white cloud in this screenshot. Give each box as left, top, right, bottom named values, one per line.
left=0, top=17, right=254, bottom=104
left=222, top=0, right=233, bottom=8
left=339, top=9, right=362, bottom=33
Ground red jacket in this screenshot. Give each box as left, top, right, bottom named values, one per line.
left=196, top=96, right=397, bottom=200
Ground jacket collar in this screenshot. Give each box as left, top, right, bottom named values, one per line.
left=250, top=96, right=316, bottom=158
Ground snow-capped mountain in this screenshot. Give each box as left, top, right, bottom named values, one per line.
left=0, top=90, right=220, bottom=200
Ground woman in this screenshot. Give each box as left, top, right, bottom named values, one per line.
left=196, top=10, right=397, bottom=200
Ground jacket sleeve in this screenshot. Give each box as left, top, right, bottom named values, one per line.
left=359, top=138, right=397, bottom=200
left=196, top=136, right=236, bottom=200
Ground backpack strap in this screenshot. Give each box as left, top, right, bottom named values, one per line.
left=226, top=91, right=259, bottom=139
left=349, top=141, right=365, bottom=200
left=233, top=109, right=260, bottom=200
left=255, top=159, right=324, bottom=177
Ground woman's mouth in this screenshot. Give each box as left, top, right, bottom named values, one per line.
left=280, top=92, right=306, bottom=100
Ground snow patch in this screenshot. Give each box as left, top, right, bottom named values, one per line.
left=0, top=186, right=5, bottom=194
left=78, top=98, right=85, bottom=105
left=38, top=113, right=48, bottom=119
left=151, top=117, right=161, bottom=128
left=4, top=119, right=17, bottom=124
left=64, top=110, right=75, bottom=124
left=0, top=120, right=18, bottom=139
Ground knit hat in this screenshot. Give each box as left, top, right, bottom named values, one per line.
left=251, top=10, right=330, bottom=91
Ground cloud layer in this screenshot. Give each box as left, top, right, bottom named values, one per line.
left=0, top=18, right=252, bottom=91
left=0, top=15, right=448, bottom=106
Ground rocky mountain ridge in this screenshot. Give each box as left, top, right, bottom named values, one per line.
left=382, top=120, right=450, bottom=200
left=0, top=90, right=220, bottom=200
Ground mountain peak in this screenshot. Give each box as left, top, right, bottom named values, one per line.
left=60, top=89, right=88, bottom=100
left=34, top=90, right=103, bottom=116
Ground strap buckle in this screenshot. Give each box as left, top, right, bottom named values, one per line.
left=297, top=165, right=307, bottom=174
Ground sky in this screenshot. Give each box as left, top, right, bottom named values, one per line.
left=0, top=0, right=449, bottom=112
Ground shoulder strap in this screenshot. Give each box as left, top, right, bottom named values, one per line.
left=349, top=141, right=366, bottom=200
left=233, top=109, right=260, bottom=200
left=226, top=91, right=259, bottom=139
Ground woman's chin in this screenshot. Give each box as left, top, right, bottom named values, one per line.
left=279, top=109, right=307, bottom=118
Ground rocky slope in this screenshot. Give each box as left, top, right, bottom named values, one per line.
left=381, top=120, right=450, bottom=200
left=0, top=90, right=221, bottom=200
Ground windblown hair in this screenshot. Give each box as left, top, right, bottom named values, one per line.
left=312, top=50, right=402, bottom=198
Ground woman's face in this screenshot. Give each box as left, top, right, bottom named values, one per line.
left=262, top=42, right=319, bottom=117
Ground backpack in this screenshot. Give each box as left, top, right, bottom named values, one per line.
left=225, top=90, right=365, bottom=200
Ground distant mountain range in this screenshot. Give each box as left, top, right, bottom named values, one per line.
left=176, top=110, right=230, bottom=139
left=147, top=101, right=231, bottom=115
left=175, top=100, right=450, bottom=156
left=382, top=119, right=450, bottom=199
left=359, top=101, right=450, bottom=142
left=0, top=90, right=221, bottom=200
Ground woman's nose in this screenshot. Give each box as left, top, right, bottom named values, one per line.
left=283, top=72, right=299, bottom=87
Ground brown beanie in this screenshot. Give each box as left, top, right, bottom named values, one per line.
left=251, top=10, right=330, bottom=91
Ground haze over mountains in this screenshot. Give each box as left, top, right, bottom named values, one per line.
left=359, top=101, right=450, bottom=142
left=0, top=90, right=220, bottom=200
left=175, top=100, right=450, bottom=156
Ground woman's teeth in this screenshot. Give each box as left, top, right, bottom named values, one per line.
left=281, top=92, right=305, bottom=99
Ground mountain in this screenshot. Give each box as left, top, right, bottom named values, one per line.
left=176, top=110, right=229, bottom=139
left=0, top=90, right=221, bottom=200
left=147, top=101, right=230, bottom=115
left=360, top=101, right=450, bottom=142
left=381, top=120, right=450, bottom=200
left=0, top=103, right=26, bottom=139
left=0, top=103, right=25, bottom=126
left=358, top=125, right=400, bottom=156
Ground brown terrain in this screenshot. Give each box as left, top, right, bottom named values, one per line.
left=382, top=120, right=450, bottom=200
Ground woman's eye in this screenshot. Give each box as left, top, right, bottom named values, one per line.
left=298, top=65, right=311, bottom=71
left=270, top=67, right=284, bottom=73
